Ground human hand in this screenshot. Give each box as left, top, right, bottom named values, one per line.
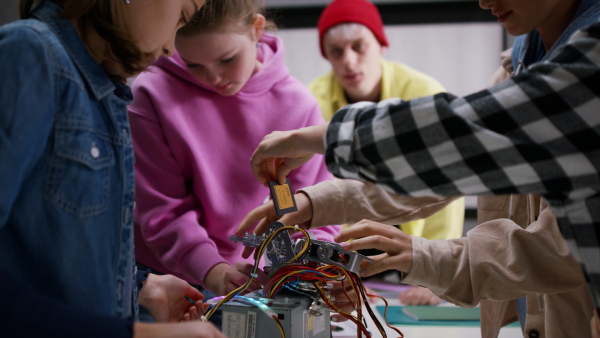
left=235, top=192, right=314, bottom=259
left=250, top=123, right=329, bottom=186
left=134, top=321, right=225, bottom=338
left=137, top=274, right=207, bottom=323
left=336, top=220, right=414, bottom=277
left=399, top=287, right=442, bottom=305
left=204, top=262, right=267, bottom=296
left=180, top=302, right=210, bottom=322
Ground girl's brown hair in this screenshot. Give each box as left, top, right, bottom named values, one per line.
left=177, top=0, right=275, bottom=38
left=20, top=0, right=154, bottom=76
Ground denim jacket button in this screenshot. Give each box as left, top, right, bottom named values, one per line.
left=122, top=129, right=130, bottom=143
left=117, top=281, right=123, bottom=300
left=124, top=207, right=131, bottom=224
left=90, top=143, right=100, bottom=158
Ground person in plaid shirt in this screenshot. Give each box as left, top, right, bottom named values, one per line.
left=244, top=15, right=600, bottom=334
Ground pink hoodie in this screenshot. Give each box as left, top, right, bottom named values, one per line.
left=129, top=33, right=339, bottom=286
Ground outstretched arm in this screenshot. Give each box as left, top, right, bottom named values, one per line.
left=337, top=207, right=587, bottom=307
left=236, top=178, right=457, bottom=258
left=250, top=123, right=329, bottom=186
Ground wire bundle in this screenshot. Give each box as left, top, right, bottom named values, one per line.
left=206, top=225, right=403, bottom=338
left=263, top=263, right=343, bottom=298
left=203, top=226, right=310, bottom=336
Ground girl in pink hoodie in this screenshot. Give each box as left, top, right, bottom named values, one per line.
left=128, top=0, right=340, bottom=298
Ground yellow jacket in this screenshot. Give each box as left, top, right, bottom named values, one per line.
left=308, top=59, right=464, bottom=240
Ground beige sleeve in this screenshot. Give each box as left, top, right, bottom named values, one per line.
left=403, top=207, right=586, bottom=307
left=298, top=178, right=458, bottom=228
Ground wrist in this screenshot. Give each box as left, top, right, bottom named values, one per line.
left=298, top=123, right=327, bottom=155
left=136, top=273, right=156, bottom=309
left=204, top=263, right=230, bottom=295
left=133, top=323, right=152, bottom=338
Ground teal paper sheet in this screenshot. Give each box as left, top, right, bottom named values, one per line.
left=376, top=305, right=520, bottom=327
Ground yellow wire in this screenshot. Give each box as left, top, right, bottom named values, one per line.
left=204, top=225, right=310, bottom=321
left=273, top=316, right=286, bottom=337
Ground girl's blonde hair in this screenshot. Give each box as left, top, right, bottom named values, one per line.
left=20, top=0, right=154, bottom=76
left=177, top=0, right=275, bottom=37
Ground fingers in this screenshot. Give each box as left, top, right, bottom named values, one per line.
left=271, top=158, right=286, bottom=185
left=276, top=163, right=292, bottom=185
left=180, top=303, right=206, bottom=322
left=235, top=202, right=275, bottom=237
left=223, top=264, right=267, bottom=295
left=234, top=262, right=268, bottom=284
left=359, top=253, right=391, bottom=277
left=240, top=217, right=272, bottom=259
left=399, top=287, right=442, bottom=306
left=243, top=279, right=264, bottom=293
left=241, top=246, right=256, bottom=260
left=257, top=161, right=271, bottom=186
left=200, top=302, right=210, bottom=315
left=250, top=147, right=272, bottom=186
left=184, top=284, right=204, bottom=302
left=188, top=306, right=198, bottom=321
left=341, top=235, right=400, bottom=256
left=335, top=220, right=404, bottom=244
left=336, top=221, right=412, bottom=271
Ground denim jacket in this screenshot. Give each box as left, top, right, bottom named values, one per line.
left=0, top=0, right=136, bottom=321
left=511, top=0, right=600, bottom=73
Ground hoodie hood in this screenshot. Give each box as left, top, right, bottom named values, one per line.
left=151, top=33, right=288, bottom=97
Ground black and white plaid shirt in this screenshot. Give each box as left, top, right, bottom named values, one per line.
left=326, top=20, right=600, bottom=311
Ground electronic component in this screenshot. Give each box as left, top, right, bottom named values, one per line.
left=218, top=222, right=400, bottom=338
left=220, top=289, right=330, bottom=338
left=269, top=179, right=298, bottom=215
left=230, top=222, right=373, bottom=274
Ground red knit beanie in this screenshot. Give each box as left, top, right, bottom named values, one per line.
left=317, top=0, right=389, bottom=57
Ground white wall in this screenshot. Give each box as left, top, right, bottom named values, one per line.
left=274, top=22, right=504, bottom=97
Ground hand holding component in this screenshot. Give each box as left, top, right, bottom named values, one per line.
left=235, top=192, right=314, bottom=258
left=399, top=286, right=442, bottom=305
left=336, top=219, right=414, bottom=277
left=204, top=262, right=267, bottom=296
left=250, top=123, right=329, bottom=186
left=137, top=274, right=206, bottom=323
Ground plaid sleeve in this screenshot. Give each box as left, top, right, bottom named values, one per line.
left=326, top=22, right=600, bottom=200
left=325, top=20, right=600, bottom=311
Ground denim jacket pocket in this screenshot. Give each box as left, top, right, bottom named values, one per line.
left=45, top=126, right=115, bottom=218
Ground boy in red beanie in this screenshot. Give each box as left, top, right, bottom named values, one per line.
left=308, top=0, right=465, bottom=306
